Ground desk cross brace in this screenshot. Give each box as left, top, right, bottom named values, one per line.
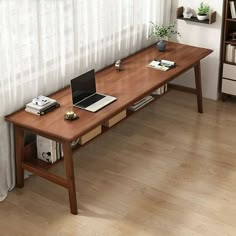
left=15, top=125, right=78, bottom=214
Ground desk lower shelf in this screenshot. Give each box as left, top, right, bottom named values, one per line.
left=24, top=91, right=167, bottom=171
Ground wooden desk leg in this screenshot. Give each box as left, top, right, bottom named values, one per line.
left=194, top=62, right=203, bottom=113
left=14, top=125, right=25, bottom=188
left=63, top=141, right=78, bottom=215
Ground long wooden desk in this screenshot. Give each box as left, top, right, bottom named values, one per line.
left=5, top=42, right=212, bottom=214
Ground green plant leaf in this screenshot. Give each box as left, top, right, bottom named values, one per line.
left=149, top=22, right=180, bottom=39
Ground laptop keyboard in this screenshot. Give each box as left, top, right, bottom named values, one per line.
left=78, top=94, right=105, bottom=108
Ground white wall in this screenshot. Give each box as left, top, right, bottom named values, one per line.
left=170, top=0, right=223, bottom=100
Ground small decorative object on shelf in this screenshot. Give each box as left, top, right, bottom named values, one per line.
left=183, top=7, right=193, bottom=19
left=176, top=6, right=216, bottom=24
left=149, top=22, right=180, bottom=52
left=230, top=32, right=236, bottom=41
left=197, top=2, right=210, bottom=21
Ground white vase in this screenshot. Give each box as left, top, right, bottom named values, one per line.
left=197, top=14, right=208, bottom=21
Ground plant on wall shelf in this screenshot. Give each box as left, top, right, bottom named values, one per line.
left=149, top=22, right=180, bottom=52
left=197, top=2, right=210, bottom=20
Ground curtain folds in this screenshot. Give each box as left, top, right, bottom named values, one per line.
left=0, top=0, right=171, bottom=201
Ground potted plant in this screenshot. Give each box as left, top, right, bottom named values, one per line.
left=197, top=2, right=210, bottom=21
left=149, top=22, right=180, bottom=52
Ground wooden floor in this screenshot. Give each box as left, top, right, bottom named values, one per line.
left=1, top=90, right=236, bottom=236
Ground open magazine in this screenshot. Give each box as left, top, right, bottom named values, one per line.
left=147, top=59, right=176, bottom=71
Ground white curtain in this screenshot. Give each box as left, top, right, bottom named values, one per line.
left=0, top=0, right=171, bottom=201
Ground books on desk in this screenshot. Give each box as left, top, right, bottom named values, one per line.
left=25, top=96, right=60, bottom=115
left=147, top=59, right=176, bottom=71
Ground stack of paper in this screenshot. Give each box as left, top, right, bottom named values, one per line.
left=128, top=95, right=154, bottom=111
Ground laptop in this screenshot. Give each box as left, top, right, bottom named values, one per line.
left=70, top=69, right=117, bottom=112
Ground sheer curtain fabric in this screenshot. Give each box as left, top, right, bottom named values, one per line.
left=0, top=0, right=171, bottom=201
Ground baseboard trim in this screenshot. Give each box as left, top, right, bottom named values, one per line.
left=168, top=83, right=196, bottom=94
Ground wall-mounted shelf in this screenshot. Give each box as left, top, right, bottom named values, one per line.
left=177, top=6, right=216, bottom=24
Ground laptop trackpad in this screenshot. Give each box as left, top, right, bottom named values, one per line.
left=78, top=94, right=105, bottom=108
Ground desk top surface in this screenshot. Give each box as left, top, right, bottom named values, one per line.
left=5, top=41, right=212, bottom=142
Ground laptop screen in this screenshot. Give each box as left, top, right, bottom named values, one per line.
left=71, top=69, right=96, bottom=104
